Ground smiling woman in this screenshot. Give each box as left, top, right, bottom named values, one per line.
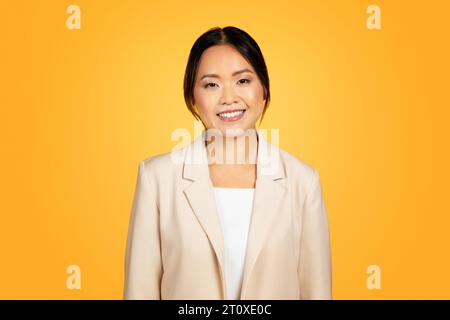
left=123, top=26, right=332, bottom=300
left=184, top=28, right=270, bottom=135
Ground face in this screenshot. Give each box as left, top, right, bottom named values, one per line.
left=193, top=44, right=266, bottom=137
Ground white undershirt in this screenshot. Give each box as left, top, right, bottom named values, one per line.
left=213, top=187, right=255, bottom=300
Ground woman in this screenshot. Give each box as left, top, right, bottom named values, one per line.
left=123, top=26, right=332, bottom=300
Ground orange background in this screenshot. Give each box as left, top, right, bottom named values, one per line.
left=0, top=0, right=449, bottom=299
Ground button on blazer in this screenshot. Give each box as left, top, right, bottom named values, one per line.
left=123, top=130, right=332, bottom=300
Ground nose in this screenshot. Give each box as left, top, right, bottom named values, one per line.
left=220, top=83, right=238, bottom=105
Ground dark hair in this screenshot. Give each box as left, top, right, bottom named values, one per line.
left=183, top=26, right=271, bottom=126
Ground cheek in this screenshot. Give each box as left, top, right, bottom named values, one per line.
left=242, top=84, right=265, bottom=108
left=193, top=89, right=216, bottom=116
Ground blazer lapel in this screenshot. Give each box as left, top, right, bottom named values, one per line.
left=239, top=132, right=287, bottom=299
left=180, top=130, right=287, bottom=300
left=181, top=131, right=227, bottom=298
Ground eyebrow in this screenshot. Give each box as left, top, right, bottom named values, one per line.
left=199, top=68, right=254, bottom=81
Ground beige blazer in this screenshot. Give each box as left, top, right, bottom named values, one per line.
left=123, top=130, right=332, bottom=300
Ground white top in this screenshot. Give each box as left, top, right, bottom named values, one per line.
left=213, top=187, right=255, bottom=300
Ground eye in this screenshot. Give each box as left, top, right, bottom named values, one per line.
left=238, top=78, right=251, bottom=85
left=204, top=82, right=218, bottom=89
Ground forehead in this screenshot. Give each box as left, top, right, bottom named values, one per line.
left=197, top=44, right=254, bottom=74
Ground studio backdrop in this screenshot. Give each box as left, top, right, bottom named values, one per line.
left=0, top=0, right=448, bottom=299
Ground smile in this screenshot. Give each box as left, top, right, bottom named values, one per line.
left=216, top=109, right=246, bottom=122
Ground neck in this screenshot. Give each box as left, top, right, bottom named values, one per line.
left=204, top=129, right=258, bottom=165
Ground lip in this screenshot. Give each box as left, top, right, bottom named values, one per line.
left=216, top=109, right=246, bottom=122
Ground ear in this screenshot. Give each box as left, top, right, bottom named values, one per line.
left=193, top=104, right=199, bottom=117
left=192, top=104, right=202, bottom=122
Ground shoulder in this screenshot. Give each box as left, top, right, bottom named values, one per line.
left=137, top=144, right=188, bottom=178
left=139, top=151, right=178, bottom=174
left=278, top=147, right=317, bottom=175
left=277, top=146, right=320, bottom=187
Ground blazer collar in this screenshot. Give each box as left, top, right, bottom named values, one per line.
left=181, top=130, right=287, bottom=299
left=182, top=130, right=286, bottom=180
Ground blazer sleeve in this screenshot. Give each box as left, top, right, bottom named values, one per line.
left=123, top=160, right=163, bottom=299
left=298, top=168, right=333, bottom=299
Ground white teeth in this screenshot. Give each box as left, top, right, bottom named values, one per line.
left=218, top=110, right=244, bottom=118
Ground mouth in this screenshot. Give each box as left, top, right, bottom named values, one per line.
left=216, top=109, right=246, bottom=122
